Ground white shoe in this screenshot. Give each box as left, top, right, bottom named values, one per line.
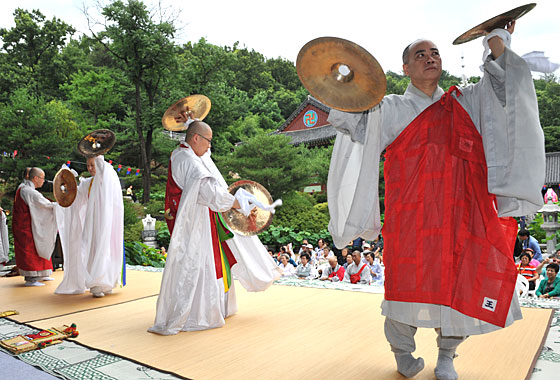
left=92, top=292, right=105, bottom=298
left=40, top=277, right=55, bottom=281
left=25, top=281, right=45, bottom=287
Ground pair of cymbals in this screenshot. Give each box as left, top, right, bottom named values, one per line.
left=162, top=95, right=211, bottom=132
left=296, top=4, right=536, bottom=112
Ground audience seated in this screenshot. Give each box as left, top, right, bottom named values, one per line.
left=343, top=254, right=353, bottom=269
left=278, top=254, right=296, bottom=277
left=522, top=248, right=540, bottom=267
left=365, top=252, right=383, bottom=285
left=517, top=252, right=538, bottom=290
left=337, top=247, right=349, bottom=266
left=536, top=263, right=560, bottom=298
left=295, top=253, right=316, bottom=279
left=320, top=256, right=345, bottom=282
left=343, top=251, right=371, bottom=284
left=536, top=253, right=560, bottom=277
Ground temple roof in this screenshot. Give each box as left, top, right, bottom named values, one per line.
left=278, top=124, right=337, bottom=147
left=277, top=96, right=331, bottom=133
left=546, top=151, right=560, bottom=186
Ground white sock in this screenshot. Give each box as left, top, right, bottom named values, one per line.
left=395, top=353, right=425, bottom=378
left=435, top=349, right=458, bottom=380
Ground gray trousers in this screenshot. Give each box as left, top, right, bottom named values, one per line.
left=384, top=317, right=466, bottom=355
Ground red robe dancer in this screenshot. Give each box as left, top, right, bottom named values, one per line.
left=13, top=186, right=55, bottom=286
left=383, top=87, right=518, bottom=327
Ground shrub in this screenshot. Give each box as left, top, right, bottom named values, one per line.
left=528, top=213, right=546, bottom=243
left=123, top=198, right=143, bottom=226
left=144, top=199, right=165, bottom=217
left=156, top=221, right=170, bottom=249
left=274, top=191, right=329, bottom=233
left=125, top=241, right=166, bottom=267
left=124, top=220, right=144, bottom=243
left=258, top=225, right=332, bottom=250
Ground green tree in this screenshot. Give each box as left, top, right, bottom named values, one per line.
left=62, top=68, right=125, bottom=125
left=88, top=0, right=176, bottom=202
left=217, top=133, right=311, bottom=199
left=535, top=75, right=560, bottom=127
left=0, top=87, right=82, bottom=182
left=0, top=8, right=75, bottom=99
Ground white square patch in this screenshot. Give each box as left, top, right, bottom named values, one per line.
left=482, top=297, right=497, bottom=312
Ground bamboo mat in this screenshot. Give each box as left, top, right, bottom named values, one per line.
left=1, top=269, right=162, bottom=323
left=15, top=272, right=551, bottom=380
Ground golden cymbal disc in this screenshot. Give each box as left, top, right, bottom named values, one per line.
left=53, top=168, right=77, bottom=208
left=162, top=94, right=211, bottom=132
left=221, top=180, right=274, bottom=236
left=453, top=3, right=536, bottom=45
left=77, top=129, right=116, bottom=158
left=296, top=37, right=386, bottom=112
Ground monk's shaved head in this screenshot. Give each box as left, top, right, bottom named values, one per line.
left=28, top=167, right=44, bottom=180
left=186, top=121, right=212, bottom=144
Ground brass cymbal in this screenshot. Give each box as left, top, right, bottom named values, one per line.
left=453, top=3, right=536, bottom=45
left=77, top=129, right=116, bottom=158
left=53, top=168, right=77, bottom=208
left=296, top=37, right=386, bottom=112
left=162, top=94, right=211, bottom=132
left=221, top=180, right=274, bottom=236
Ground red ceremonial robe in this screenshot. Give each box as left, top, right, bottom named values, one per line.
left=382, top=87, right=518, bottom=327
left=164, top=145, right=186, bottom=235
left=13, top=188, right=53, bottom=273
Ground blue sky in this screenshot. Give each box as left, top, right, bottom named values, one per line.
left=1, top=0, right=558, bottom=78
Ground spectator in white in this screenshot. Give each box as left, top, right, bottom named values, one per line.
left=316, top=246, right=334, bottom=276
left=343, top=254, right=353, bottom=269
left=278, top=254, right=296, bottom=277
left=321, top=256, right=345, bottom=282
left=518, top=229, right=543, bottom=262
left=366, top=252, right=384, bottom=285
left=295, top=252, right=316, bottom=279
left=343, top=251, right=371, bottom=284
left=314, top=238, right=327, bottom=260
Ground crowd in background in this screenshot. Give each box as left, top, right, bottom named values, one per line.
left=268, top=237, right=384, bottom=286
left=515, top=229, right=560, bottom=298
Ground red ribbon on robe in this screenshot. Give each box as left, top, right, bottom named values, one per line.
left=382, top=86, right=518, bottom=327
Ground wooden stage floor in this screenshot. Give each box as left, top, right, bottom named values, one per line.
left=1, top=269, right=553, bottom=380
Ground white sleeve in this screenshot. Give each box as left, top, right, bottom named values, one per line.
left=197, top=176, right=235, bottom=212
left=327, top=107, right=383, bottom=248
left=20, top=186, right=57, bottom=260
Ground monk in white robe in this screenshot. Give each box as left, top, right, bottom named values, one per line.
left=327, top=23, right=544, bottom=380
left=342, top=251, right=371, bottom=284
left=0, top=207, right=10, bottom=266
left=149, top=121, right=281, bottom=335
left=55, top=156, right=124, bottom=297
left=13, top=168, right=58, bottom=286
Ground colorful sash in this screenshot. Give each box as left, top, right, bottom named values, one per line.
left=209, top=210, right=237, bottom=292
